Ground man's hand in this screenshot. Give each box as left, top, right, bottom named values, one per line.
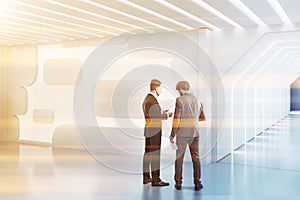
left=169, top=136, right=175, bottom=143
left=163, top=109, right=173, bottom=118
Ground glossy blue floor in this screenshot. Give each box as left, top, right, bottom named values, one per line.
left=1, top=114, right=300, bottom=199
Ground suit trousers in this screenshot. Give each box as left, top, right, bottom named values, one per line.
left=174, top=136, right=201, bottom=185
left=143, top=132, right=161, bottom=182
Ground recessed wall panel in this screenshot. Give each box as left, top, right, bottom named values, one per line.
left=44, top=59, right=81, bottom=85
left=33, top=109, right=54, bottom=124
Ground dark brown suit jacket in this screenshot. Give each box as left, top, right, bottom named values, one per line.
left=142, top=93, right=168, bottom=137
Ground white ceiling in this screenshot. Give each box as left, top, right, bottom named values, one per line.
left=0, top=0, right=299, bottom=46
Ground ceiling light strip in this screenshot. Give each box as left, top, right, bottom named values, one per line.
left=266, top=0, right=292, bottom=24
left=0, top=12, right=99, bottom=39
left=16, top=0, right=123, bottom=35
left=0, top=31, right=52, bottom=43
left=0, top=21, right=68, bottom=40
left=44, top=0, right=128, bottom=35
left=0, top=18, right=87, bottom=40
left=119, top=0, right=193, bottom=30
left=0, top=38, right=23, bottom=45
left=0, top=21, right=74, bottom=40
left=46, top=0, right=143, bottom=34
left=0, top=34, right=37, bottom=44
left=3, top=7, right=105, bottom=37
left=82, top=0, right=172, bottom=32
left=0, top=42, right=20, bottom=46
left=191, top=0, right=243, bottom=29
left=0, top=28, right=60, bottom=42
left=154, top=0, right=221, bottom=30
left=230, top=0, right=267, bottom=26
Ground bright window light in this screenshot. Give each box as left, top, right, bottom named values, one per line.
left=230, top=0, right=267, bottom=26
left=154, top=0, right=221, bottom=30
left=190, top=0, right=243, bottom=29
left=266, top=0, right=292, bottom=24
left=81, top=0, right=169, bottom=33
left=118, top=0, right=193, bottom=30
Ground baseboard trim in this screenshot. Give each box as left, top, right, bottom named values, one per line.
left=19, top=139, right=52, bottom=147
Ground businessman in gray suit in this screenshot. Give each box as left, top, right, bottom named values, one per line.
left=169, top=81, right=204, bottom=191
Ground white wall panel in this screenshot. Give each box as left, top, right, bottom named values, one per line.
left=16, top=31, right=216, bottom=166
left=215, top=31, right=300, bottom=160
left=15, top=29, right=300, bottom=163
left=18, top=44, right=96, bottom=144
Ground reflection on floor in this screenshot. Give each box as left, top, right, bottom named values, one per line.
left=1, top=114, right=300, bottom=199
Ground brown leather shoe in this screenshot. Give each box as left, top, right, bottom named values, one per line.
left=152, top=180, right=169, bottom=187
left=195, top=183, right=203, bottom=191
left=143, top=178, right=152, bottom=184
left=175, top=183, right=181, bottom=190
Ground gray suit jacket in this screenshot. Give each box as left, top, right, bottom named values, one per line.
left=171, top=93, right=202, bottom=138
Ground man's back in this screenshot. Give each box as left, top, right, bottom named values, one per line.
left=174, top=93, right=200, bottom=138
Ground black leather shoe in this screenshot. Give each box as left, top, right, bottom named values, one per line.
left=195, top=183, right=203, bottom=191
left=143, top=178, right=152, bottom=184
left=152, top=181, right=169, bottom=187
left=175, top=183, right=181, bottom=190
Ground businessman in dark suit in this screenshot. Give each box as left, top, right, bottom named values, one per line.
left=142, top=79, right=172, bottom=187
left=169, top=81, right=204, bottom=191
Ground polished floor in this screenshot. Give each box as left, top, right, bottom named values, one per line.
left=1, top=114, right=300, bottom=200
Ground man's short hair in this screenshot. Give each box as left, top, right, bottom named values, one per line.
left=176, top=81, right=190, bottom=91
left=150, top=79, right=161, bottom=91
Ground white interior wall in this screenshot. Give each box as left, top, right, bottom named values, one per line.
left=17, top=31, right=215, bottom=169
left=213, top=30, right=300, bottom=160
left=18, top=45, right=96, bottom=144
left=15, top=28, right=300, bottom=163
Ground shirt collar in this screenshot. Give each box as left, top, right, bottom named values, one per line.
left=149, top=91, right=158, bottom=99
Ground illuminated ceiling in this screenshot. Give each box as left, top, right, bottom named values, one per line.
left=0, top=0, right=299, bottom=46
